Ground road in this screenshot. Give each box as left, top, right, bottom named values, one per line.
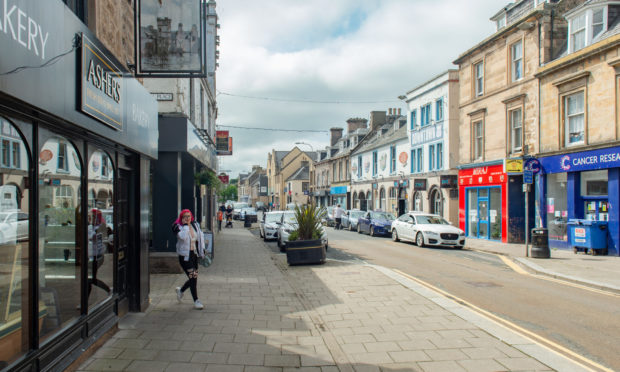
left=249, top=221, right=620, bottom=371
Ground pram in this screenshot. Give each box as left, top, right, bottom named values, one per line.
left=225, top=212, right=233, bottom=228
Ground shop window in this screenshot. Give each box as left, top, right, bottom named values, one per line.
left=581, top=170, right=608, bottom=221
left=0, top=117, right=30, bottom=365
left=430, top=189, right=443, bottom=217
left=564, top=91, right=585, bottom=146
left=547, top=173, right=568, bottom=241
left=38, top=136, right=81, bottom=342
left=413, top=192, right=423, bottom=211
left=87, top=151, right=114, bottom=310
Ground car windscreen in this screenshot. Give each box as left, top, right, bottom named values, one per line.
left=234, top=203, right=249, bottom=209
left=370, top=212, right=394, bottom=220
left=282, top=212, right=297, bottom=224
left=415, top=215, right=449, bottom=225
left=350, top=211, right=365, bottom=218
left=241, top=208, right=256, bottom=212
left=265, top=213, right=282, bottom=222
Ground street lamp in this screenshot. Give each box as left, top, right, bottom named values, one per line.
left=294, top=141, right=314, bottom=152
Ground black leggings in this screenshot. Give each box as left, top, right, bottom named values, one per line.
left=178, top=251, right=199, bottom=301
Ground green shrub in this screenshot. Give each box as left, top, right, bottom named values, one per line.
left=288, top=204, right=326, bottom=241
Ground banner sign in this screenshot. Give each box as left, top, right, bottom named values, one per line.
left=81, top=34, right=123, bottom=130
left=504, top=158, right=523, bottom=174
left=538, top=146, right=620, bottom=174
left=137, top=0, right=205, bottom=76
left=440, top=175, right=457, bottom=188
left=459, top=164, right=507, bottom=186
left=216, top=130, right=232, bottom=155
left=413, top=179, right=427, bottom=191
left=218, top=174, right=229, bottom=184
left=411, top=122, right=443, bottom=146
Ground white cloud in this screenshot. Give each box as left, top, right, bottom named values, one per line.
left=215, top=0, right=498, bottom=177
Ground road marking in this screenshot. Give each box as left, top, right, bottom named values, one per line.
left=392, top=268, right=612, bottom=372
left=497, top=255, right=620, bottom=298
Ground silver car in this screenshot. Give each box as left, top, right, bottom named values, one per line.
left=260, top=211, right=283, bottom=241
left=341, top=209, right=365, bottom=231
left=277, top=211, right=328, bottom=252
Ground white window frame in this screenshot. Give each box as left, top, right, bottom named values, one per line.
left=568, top=7, right=607, bottom=54
left=564, top=91, right=585, bottom=147
left=496, top=14, right=506, bottom=31
left=473, top=120, right=484, bottom=160
left=509, top=108, right=523, bottom=153
left=511, top=41, right=523, bottom=82
left=474, top=61, right=484, bottom=97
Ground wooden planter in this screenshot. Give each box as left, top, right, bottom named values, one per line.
left=286, top=239, right=326, bottom=265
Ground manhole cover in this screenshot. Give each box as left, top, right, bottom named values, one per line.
left=465, top=281, right=502, bottom=288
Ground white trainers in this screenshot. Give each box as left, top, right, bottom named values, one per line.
left=175, top=287, right=183, bottom=303
left=194, top=300, right=204, bottom=310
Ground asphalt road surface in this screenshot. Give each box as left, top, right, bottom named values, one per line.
left=248, top=221, right=620, bottom=371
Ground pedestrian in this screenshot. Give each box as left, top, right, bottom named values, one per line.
left=217, top=209, right=223, bottom=231
left=334, top=204, right=345, bottom=230
left=172, top=209, right=205, bottom=309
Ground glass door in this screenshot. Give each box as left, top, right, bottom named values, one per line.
left=478, top=198, right=489, bottom=239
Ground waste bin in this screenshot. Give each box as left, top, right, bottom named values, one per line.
left=530, top=228, right=550, bottom=258
left=568, top=219, right=608, bottom=255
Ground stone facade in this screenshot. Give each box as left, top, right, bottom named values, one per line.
left=91, top=0, right=135, bottom=69
left=267, top=148, right=316, bottom=209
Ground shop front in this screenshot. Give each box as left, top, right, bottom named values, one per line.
left=537, top=146, right=620, bottom=255
left=0, top=2, right=158, bottom=370
left=459, top=164, right=509, bottom=242
left=330, top=185, right=349, bottom=209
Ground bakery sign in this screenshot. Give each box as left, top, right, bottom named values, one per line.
left=80, top=34, right=123, bottom=130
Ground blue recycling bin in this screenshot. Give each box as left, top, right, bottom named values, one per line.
left=567, top=219, right=608, bottom=255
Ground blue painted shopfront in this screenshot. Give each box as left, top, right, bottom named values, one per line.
left=536, top=146, right=620, bottom=256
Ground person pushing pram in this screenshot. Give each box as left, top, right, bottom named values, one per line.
left=225, top=205, right=233, bottom=228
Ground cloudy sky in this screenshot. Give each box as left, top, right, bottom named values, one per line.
left=216, top=0, right=501, bottom=178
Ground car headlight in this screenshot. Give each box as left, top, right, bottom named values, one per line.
left=424, top=231, right=439, bottom=236
left=459, top=231, right=465, bottom=236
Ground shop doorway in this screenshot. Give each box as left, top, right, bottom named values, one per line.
left=467, top=187, right=502, bottom=240
left=116, top=168, right=131, bottom=314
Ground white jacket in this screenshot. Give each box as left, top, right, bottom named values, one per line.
left=173, top=221, right=205, bottom=261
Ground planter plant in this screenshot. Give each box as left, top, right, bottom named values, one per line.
left=286, top=204, right=327, bottom=265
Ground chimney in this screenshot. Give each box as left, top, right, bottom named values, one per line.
left=398, top=108, right=401, bottom=115
left=330, top=127, right=344, bottom=146
left=369, top=111, right=387, bottom=131
left=346, top=118, right=368, bottom=133
left=388, top=108, right=393, bottom=115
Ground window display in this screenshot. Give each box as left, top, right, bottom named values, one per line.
left=546, top=173, right=568, bottom=241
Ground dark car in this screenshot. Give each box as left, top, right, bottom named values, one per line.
left=357, top=211, right=395, bottom=236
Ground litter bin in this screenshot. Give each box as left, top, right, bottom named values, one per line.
left=568, top=219, right=608, bottom=255
left=530, top=228, right=550, bottom=258
left=244, top=215, right=252, bottom=228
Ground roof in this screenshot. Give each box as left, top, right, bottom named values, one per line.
left=286, top=166, right=309, bottom=181
left=351, top=118, right=408, bottom=155
left=274, top=151, right=288, bottom=168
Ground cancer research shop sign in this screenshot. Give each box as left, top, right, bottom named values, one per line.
left=539, top=146, right=620, bottom=174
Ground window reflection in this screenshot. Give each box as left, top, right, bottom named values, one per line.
left=87, top=151, right=113, bottom=309
left=38, top=136, right=81, bottom=342
left=0, top=117, right=30, bottom=365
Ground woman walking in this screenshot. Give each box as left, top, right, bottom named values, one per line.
left=172, top=209, right=205, bottom=309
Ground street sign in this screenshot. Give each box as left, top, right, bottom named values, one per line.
left=524, top=169, right=533, bottom=184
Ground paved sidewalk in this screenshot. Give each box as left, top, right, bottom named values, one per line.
left=78, top=228, right=589, bottom=372
left=464, top=238, right=620, bottom=293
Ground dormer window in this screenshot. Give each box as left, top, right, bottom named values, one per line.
left=496, top=15, right=506, bottom=31
left=568, top=7, right=608, bottom=53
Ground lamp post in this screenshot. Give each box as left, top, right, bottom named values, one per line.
left=294, top=141, right=314, bottom=152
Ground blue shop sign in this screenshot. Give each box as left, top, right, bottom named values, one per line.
left=330, top=186, right=347, bottom=195
left=539, top=146, right=620, bottom=174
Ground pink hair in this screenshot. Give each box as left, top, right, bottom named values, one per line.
left=174, top=209, right=194, bottom=225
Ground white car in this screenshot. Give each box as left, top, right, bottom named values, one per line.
left=0, top=210, right=29, bottom=245
left=239, top=207, right=258, bottom=221
left=260, top=211, right=283, bottom=241
left=277, top=211, right=328, bottom=252
left=391, top=212, right=465, bottom=248
left=232, top=202, right=249, bottom=220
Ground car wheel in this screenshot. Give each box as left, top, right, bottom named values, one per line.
left=392, top=229, right=399, bottom=242
left=370, top=226, right=375, bottom=237
left=348, top=223, right=353, bottom=231
left=416, top=232, right=425, bottom=247
left=259, top=229, right=264, bottom=238
left=357, top=225, right=362, bottom=234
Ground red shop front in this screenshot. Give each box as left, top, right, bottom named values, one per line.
left=459, top=164, right=508, bottom=243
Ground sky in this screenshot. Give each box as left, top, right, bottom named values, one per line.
left=215, top=0, right=501, bottom=178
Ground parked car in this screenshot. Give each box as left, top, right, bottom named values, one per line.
left=391, top=212, right=465, bottom=248
left=232, top=202, right=249, bottom=220
left=341, top=209, right=365, bottom=231
left=239, top=207, right=258, bottom=221
left=277, top=211, right=328, bottom=252
left=260, top=211, right=283, bottom=241
left=322, top=206, right=335, bottom=226
left=0, top=210, right=28, bottom=244
left=255, top=201, right=267, bottom=212
left=357, top=211, right=395, bottom=236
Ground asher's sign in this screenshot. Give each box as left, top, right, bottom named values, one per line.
left=80, top=34, right=123, bottom=130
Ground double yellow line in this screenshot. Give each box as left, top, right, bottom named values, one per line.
left=392, top=268, right=613, bottom=372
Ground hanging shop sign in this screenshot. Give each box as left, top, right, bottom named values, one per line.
left=524, top=158, right=541, bottom=174
left=440, top=175, right=458, bottom=188
left=215, top=130, right=232, bottom=156
left=80, top=34, right=124, bottom=130
left=538, top=146, right=620, bottom=174
left=136, top=0, right=206, bottom=77
left=413, top=179, right=427, bottom=191
left=503, top=158, right=523, bottom=174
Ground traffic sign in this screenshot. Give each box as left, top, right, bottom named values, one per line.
left=524, top=169, right=533, bottom=184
